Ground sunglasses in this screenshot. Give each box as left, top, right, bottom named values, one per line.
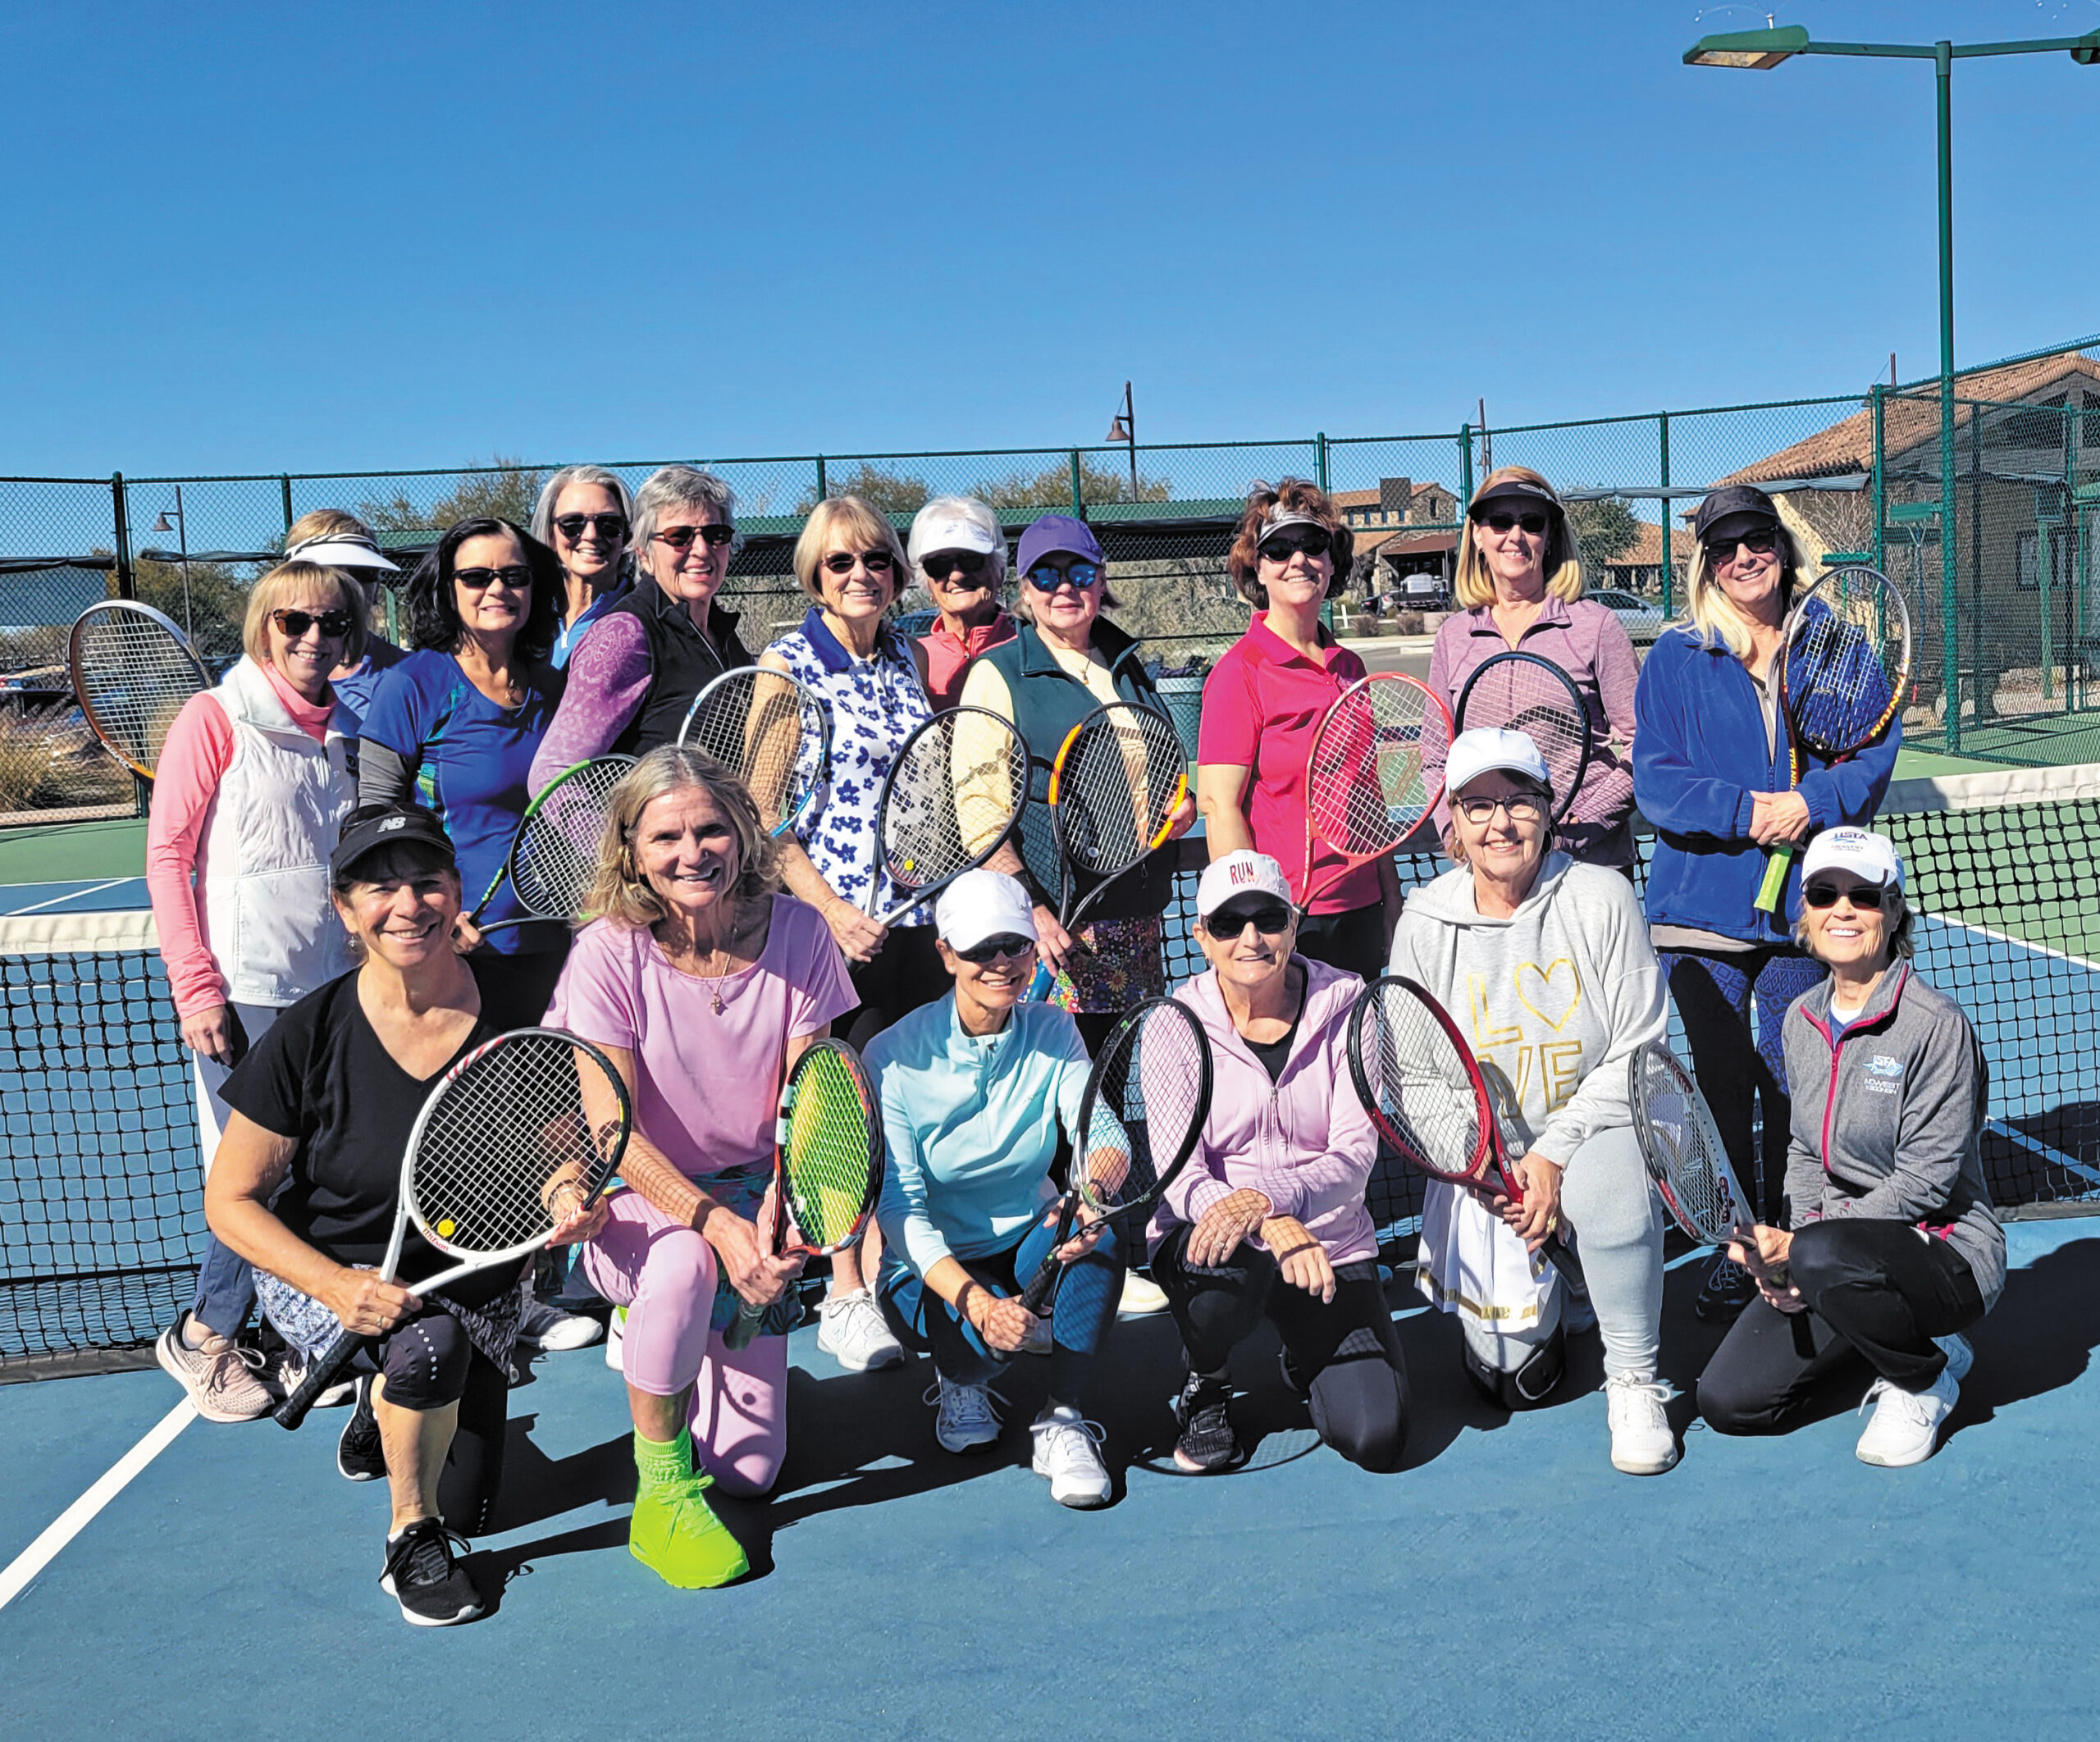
left=1454, top=791, right=1547, bottom=825
left=954, top=933, right=1036, bottom=964
left=1802, top=882, right=1892, bottom=911
left=1258, top=527, right=1333, bottom=563
left=1024, top=559, right=1102, bottom=591
left=454, top=565, right=532, bottom=591
left=922, top=550, right=992, bottom=582
left=1201, top=901, right=1294, bottom=939
left=821, top=550, right=897, bottom=576
left=651, top=523, right=735, bottom=551
left=552, top=512, right=628, bottom=542
left=1706, top=528, right=1780, bottom=564
left=1474, top=509, right=1550, bottom=536
left=272, top=608, right=355, bottom=639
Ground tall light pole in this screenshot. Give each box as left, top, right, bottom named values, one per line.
left=1685, top=24, right=2100, bottom=750
left=150, top=483, right=194, bottom=642
left=1105, top=381, right=1138, bottom=501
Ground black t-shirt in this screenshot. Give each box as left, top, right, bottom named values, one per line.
left=222, top=959, right=520, bottom=1306
left=1244, top=977, right=1307, bottom=1086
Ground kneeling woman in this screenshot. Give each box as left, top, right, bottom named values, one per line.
left=1151, top=850, right=1408, bottom=1475
left=1698, top=828, right=2002, bottom=1468
left=547, top=747, right=856, bottom=1586
left=868, top=869, right=1122, bottom=1508
left=1389, top=729, right=1674, bottom=1475
left=204, top=803, right=600, bottom=1627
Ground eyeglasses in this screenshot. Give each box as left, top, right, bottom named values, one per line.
left=1258, top=527, right=1333, bottom=563
left=651, top=523, right=735, bottom=551
left=1706, top=529, right=1780, bottom=564
left=1474, top=509, right=1550, bottom=536
left=821, top=550, right=897, bottom=576
left=552, top=513, right=628, bottom=543
left=922, top=550, right=992, bottom=583
left=1802, top=882, right=1892, bottom=911
left=1200, top=901, right=1294, bottom=939
left=1454, top=791, right=1547, bottom=825
left=271, top=608, right=355, bottom=639
left=454, top=566, right=532, bottom=591
left=1024, top=559, right=1102, bottom=591
left=953, top=933, right=1036, bottom=964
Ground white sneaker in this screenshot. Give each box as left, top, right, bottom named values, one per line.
left=1605, top=1373, right=1679, bottom=1475
left=926, top=1374, right=1004, bottom=1453
left=605, top=1306, right=627, bottom=1373
left=1856, top=1367, right=1959, bottom=1468
left=1021, top=1312, right=1053, bottom=1357
left=1118, top=1272, right=1169, bottom=1317
left=517, top=1295, right=604, bottom=1352
left=817, top=1288, right=905, bottom=1372
left=1030, top=1405, right=1112, bottom=1508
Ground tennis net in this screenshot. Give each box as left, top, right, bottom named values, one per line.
left=3, top=763, right=2098, bottom=1379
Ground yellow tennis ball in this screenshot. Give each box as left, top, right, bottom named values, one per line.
left=436, top=1217, right=456, bottom=1238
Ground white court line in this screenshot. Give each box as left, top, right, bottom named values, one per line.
left=4, top=877, right=134, bottom=918
left=0, top=1400, right=195, bottom=1612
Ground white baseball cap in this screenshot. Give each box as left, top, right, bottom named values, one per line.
left=284, top=529, right=400, bottom=573
left=912, top=506, right=1001, bottom=558
left=1446, top=727, right=1551, bottom=797
left=1195, top=850, right=1294, bottom=919
left=1801, top=827, right=1904, bottom=894
left=934, top=868, right=1038, bottom=952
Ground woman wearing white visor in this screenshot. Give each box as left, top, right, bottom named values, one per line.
left=282, top=509, right=406, bottom=721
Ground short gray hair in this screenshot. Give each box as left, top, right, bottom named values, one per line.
left=908, top=495, right=1007, bottom=586
left=631, top=465, right=742, bottom=562
left=531, top=464, right=637, bottom=546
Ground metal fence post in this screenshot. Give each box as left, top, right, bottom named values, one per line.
left=1068, top=450, right=1083, bottom=515
left=1314, top=432, right=1329, bottom=492
left=1459, top=425, right=1474, bottom=510
left=112, top=472, right=134, bottom=600
left=1659, top=412, right=1673, bottom=617
left=281, top=475, right=294, bottom=536
left=1870, top=385, right=1886, bottom=573
left=815, top=456, right=828, bottom=501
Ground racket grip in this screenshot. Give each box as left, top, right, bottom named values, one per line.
left=1018, top=1254, right=1061, bottom=1316
left=1542, top=1233, right=1586, bottom=1293
left=1788, top=1308, right=1815, bottom=1359
left=1753, top=842, right=1793, bottom=914
left=723, top=1297, right=765, bottom=1352
left=272, top=1326, right=364, bottom=1430
left=1026, top=962, right=1052, bottom=1003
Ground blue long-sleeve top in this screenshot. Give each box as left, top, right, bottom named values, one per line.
left=1632, top=626, right=1899, bottom=943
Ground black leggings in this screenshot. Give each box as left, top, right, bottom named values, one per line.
left=1294, top=903, right=1387, bottom=983
left=1698, top=1219, right=1986, bottom=1434
left=1152, top=1224, right=1410, bottom=1472
left=843, top=923, right=950, bottom=1051
left=354, top=1305, right=510, bottom=1535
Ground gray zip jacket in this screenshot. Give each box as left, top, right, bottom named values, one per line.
left=1781, top=963, right=2005, bottom=1311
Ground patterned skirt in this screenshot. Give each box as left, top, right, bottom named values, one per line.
left=1044, top=914, right=1166, bottom=1015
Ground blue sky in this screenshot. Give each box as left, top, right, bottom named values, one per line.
left=3, top=0, right=2098, bottom=477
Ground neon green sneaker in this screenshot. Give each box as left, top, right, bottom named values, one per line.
left=629, top=1471, right=748, bottom=1589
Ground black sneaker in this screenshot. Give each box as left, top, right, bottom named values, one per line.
left=337, top=1376, right=386, bottom=1482
left=1695, top=1255, right=1758, bottom=1324
left=1172, top=1371, right=1242, bottom=1473
left=380, top=1518, right=483, bottom=1627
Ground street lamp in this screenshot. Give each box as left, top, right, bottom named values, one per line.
left=149, top=483, right=194, bottom=641
left=1684, top=24, right=2100, bottom=750
left=1105, top=381, right=1138, bottom=502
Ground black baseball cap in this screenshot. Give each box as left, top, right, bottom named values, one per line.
left=331, top=801, right=456, bottom=884
left=1468, top=475, right=1563, bottom=518
left=1693, top=484, right=1780, bottom=545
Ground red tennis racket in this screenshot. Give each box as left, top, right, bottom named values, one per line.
left=1298, top=673, right=1448, bottom=914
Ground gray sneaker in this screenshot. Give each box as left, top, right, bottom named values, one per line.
left=155, top=1319, right=272, bottom=1423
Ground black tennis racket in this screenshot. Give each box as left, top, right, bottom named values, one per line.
left=1046, top=700, right=1189, bottom=931
left=1454, top=650, right=1592, bottom=823
left=273, top=1028, right=632, bottom=1430
left=866, top=705, right=1028, bottom=928
left=1019, top=997, right=1212, bottom=1314
left=67, top=600, right=211, bottom=779
left=678, top=667, right=829, bottom=839
left=470, top=755, right=635, bottom=937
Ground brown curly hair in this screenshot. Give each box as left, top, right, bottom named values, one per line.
left=1226, top=479, right=1354, bottom=609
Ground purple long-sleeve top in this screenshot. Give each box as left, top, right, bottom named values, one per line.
left=526, top=613, right=656, bottom=797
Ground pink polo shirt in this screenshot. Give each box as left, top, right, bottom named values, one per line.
left=1197, top=614, right=1379, bottom=914
left=917, top=610, right=1018, bottom=711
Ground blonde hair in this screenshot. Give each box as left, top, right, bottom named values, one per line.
left=285, top=507, right=377, bottom=548
left=792, top=495, right=908, bottom=605
left=1684, top=520, right=1813, bottom=661
left=1452, top=467, right=1585, bottom=610
left=582, top=746, right=782, bottom=929
left=242, top=561, right=370, bottom=668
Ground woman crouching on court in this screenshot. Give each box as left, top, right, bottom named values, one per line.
left=1149, top=850, right=1408, bottom=1475
left=1697, top=828, right=2002, bottom=1467
left=865, top=869, right=1122, bottom=1508
left=546, top=746, right=856, bottom=1589
left=1389, top=729, right=1675, bottom=1475
left=204, top=802, right=600, bottom=1626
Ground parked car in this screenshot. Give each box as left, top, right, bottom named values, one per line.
left=1590, top=587, right=1667, bottom=644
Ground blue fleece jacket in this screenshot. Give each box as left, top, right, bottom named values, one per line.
left=1632, top=627, right=1899, bottom=943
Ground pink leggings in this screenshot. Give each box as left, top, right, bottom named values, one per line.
left=580, top=1188, right=788, bottom=1498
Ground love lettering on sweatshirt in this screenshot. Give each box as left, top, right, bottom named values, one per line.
left=1465, top=960, right=1586, bottom=1117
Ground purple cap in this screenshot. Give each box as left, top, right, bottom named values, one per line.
left=1015, top=513, right=1105, bottom=577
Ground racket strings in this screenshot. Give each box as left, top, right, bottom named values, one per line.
left=511, top=760, right=629, bottom=918
left=1076, top=1009, right=1205, bottom=1212
left=73, top=611, right=206, bottom=768
left=683, top=672, right=821, bottom=829
left=1058, top=709, right=1185, bottom=875
left=1358, top=988, right=1482, bottom=1181
left=1784, top=572, right=1908, bottom=755
left=879, top=714, right=1026, bottom=890
left=1633, top=1048, right=1743, bottom=1244
left=1308, top=682, right=1433, bottom=856
left=1458, top=661, right=1587, bottom=810
left=783, top=1049, right=879, bottom=1248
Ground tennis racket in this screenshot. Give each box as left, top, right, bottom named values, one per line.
left=67, top=600, right=211, bottom=779
left=1344, top=974, right=1582, bottom=1284
left=1019, top=996, right=1212, bottom=1314
left=469, top=755, right=635, bottom=937
left=724, top=1038, right=884, bottom=1351
left=274, top=1028, right=632, bottom=1429
left=1047, top=700, right=1189, bottom=931
left=1453, top=650, right=1593, bottom=824
left=1754, top=564, right=1911, bottom=914
left=866, top=705, right=1029, bottom=928
left=1299, top=673, right=1447, bottom=914
left=677, top=667, right=829, bottom=839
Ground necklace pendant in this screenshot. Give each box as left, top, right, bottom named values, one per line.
left=711, top=987, right=725, bottom=1015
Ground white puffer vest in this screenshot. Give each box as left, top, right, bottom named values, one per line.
left=195, top=659, right=358, bottom=1005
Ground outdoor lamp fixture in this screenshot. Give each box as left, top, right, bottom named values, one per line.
left=1105, top=381, right=1137, bottom=501
left=1683, top=23, right=2100, bottom=750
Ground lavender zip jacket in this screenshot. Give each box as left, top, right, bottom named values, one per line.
left=1149, top=957, right=1379, bottom=1265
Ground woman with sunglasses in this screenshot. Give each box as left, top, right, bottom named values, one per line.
left=961, top=513, right=1196, bottom=1055
left=1699, top=828, right=2000, bottom=1469
left=1390, top=730, right=1675, bottom=1476
left=865, top=870, right=1121, bottom=1507
left=1633, top=485, right=1900, bottom=1325
left=282, top=509, right=406, bottom=722
left=907, top=495, right=1016, bottom=710
left=1424, top=467, right=1641, bottom=871
left=526, top=466, right=753, bottom=791
left=530, top=463, right=636, bottom=670
left=1149, top=850, right=1408, bottom=1475
left=1198, top=480, right=1395, bottom=979
left=146, top=559, right=367, bottom=1424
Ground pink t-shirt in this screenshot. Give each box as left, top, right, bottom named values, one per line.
left=1196, top=614, right=1377, bottom=913
left=545, top=894, right=856, bottom=1179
